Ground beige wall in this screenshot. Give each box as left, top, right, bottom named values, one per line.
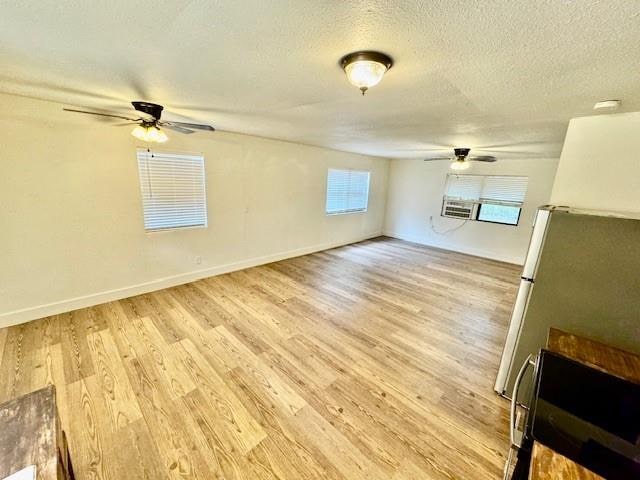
left=0, top=93, right=389, bottom=327
left=550, top=112, right=640, bottom=213
left=383, top=158, right=559, bottom=264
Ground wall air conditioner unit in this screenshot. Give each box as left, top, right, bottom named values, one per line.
left=441, top=199, right=477, bottom=220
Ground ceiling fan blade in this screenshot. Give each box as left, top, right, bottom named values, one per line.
left=469, top=156, right=497, bottom=162
left=424, top=157, right=453, bottom=162
left=162, top=121, right=215, bottom=131
left=63, top=108, right=140, bottom=122
left=161, top=123, right=195, bottom=134
left=395, top=147, right=454, bottom=152
left=475, top=141, right=548, bottom=150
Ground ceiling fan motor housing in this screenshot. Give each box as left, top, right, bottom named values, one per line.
left=132, top=101, right=164, bottom=121
left=454, top=147, right=470, bottom=159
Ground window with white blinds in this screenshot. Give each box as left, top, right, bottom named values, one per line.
left=480, top=175, right=529, bottom=206
left=444, top=175, right=483, bottom=201
left=445, top=174, right=528, bottom=206
left=443, top=174, right=528, bottom=226
left=136, top=149, right=207, bottom=231
left=326, top=169, right=370, bottom=214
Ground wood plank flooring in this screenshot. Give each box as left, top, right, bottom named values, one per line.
left=0, top=237, right=520, bottom=479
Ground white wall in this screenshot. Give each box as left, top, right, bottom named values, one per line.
left=0, top=93, right=389, bottom=327
left=383, top=158, right=559, bottom=264
left=551, top=112, right=640, bottom=213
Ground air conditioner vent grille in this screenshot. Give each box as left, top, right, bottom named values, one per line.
left=441, top=200, right=475, bottom=220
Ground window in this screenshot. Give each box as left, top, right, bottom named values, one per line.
left=326, top=169, right=370, bottom=214
left=443, top=174, right=528, bottom=226
left=137, top=149, right=207, bottom=231
left=477, top=203, right=521, bottom=225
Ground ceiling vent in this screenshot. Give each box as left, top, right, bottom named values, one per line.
left=593, top=100, right=621, bottom=110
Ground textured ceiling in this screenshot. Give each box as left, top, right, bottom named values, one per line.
left=1, top=0, right=639, bottom=159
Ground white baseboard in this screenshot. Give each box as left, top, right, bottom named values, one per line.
left=0, top=232, right=382, bottom=328
left=383, top=230, right=524, bottom=265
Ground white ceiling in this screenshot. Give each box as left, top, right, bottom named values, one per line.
left=1, top=1, right=639, bottom=159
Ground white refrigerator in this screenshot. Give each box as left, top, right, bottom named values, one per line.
left=494, top=206, right=640, bottom=397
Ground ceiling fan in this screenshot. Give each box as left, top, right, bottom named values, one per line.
left=63, top=101, right=215, bottom=143
left=424, top=147, right=496, bottom=170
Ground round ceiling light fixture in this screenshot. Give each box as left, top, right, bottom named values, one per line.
left=340, top=51, right=393, bottom=95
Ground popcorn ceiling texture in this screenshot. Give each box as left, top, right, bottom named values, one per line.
left=1, top=0, right=638, bottom=159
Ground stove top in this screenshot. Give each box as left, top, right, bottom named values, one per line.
left=530, top=350, right=640, bottom=479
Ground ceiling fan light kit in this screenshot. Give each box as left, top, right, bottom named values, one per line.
left=131, top=124, right=168, bottom=143
left=450, top=159, right=470, bottom=170
left=340, top=51, right=393, bottom=95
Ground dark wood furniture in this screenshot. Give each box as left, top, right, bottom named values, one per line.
left=546, top=327, right=640, bottom=384
left=529, top=328, right=640, bottom=480
left=0, top=385, right=74, bottom=480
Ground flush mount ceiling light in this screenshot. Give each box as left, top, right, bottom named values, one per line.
left=340, top=51, right=393, bottom=95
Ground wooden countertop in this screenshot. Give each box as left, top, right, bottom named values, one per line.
left=547, top=327, right=640, bottom=384
left=0, top=385, right=59, bottom=480
left=528, top=328, right=640, bottom=480
left=529, top=442, right=603, bottom=480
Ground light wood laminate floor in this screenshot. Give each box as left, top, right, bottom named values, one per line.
left=0, top=237, right=520, bottom=479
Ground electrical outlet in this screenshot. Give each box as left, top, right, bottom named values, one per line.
left=194, top=255, right=202, bottom=265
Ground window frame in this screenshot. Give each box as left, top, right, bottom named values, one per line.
left=136, top=148, right=208, bottom=233
left=441, top=173, right=528, bottom=227
left=325, top=168, right=371, bottom=216
left=475, top=202, right=522, bottom=226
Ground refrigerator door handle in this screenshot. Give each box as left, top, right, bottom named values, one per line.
left=510, top=354, right=535, bottom=448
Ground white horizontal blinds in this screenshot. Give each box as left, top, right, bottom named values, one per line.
left=137, top=149, right=207, bottom=231
left=445, top=174, right=529, bottom=206
left=444, top=174, right=483, bottom=201
left=326, top=169, right=370, bottom=214
left=481, top=176, right=528, bottom=206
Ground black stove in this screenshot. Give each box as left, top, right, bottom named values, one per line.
left=529, top=350, right=640, bottom=479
